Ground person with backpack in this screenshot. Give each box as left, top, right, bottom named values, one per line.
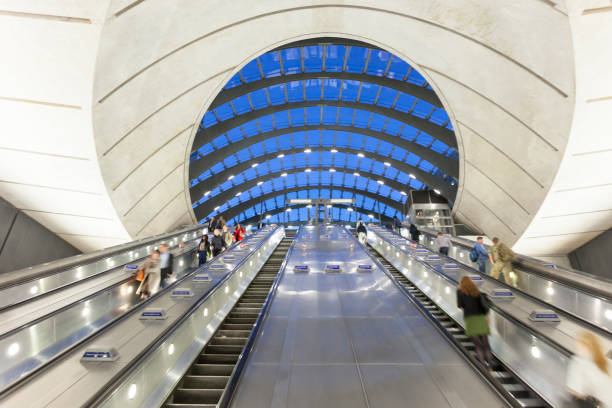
left=392, top=215, right=402, bottom=234
left=457, top=276, right=494, bottom=371
left=470, top=237, right=490, bottom=273
left=197, top=235, right=211, bottom=266
left=159, top=244, right=174, bottom=288
left=489, top=237, right=515, bottom=285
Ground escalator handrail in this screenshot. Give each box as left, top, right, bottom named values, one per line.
left=84, top=226, right=283, bottom=408
left=416, top=226, right=612, bottom=300
left=367, top=227, right=573, bottom=358
left=0, top=224, right=207, bottom=289
left=218, top=230, right=297, bottom=408
left=0, top=227, right=273, bottom=400
left=375, top=227, right=612, bottom=339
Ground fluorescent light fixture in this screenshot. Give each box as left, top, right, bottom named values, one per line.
left=347, top=208, right=354, bottom=212
left=281, top=172, right=288, bottom=177
left=384, top=162, right=391, bottom=166
left=286, top=208, right=291, bottom=212
left=304, top=149, right=311, bottom=153
left=204, top=191, right=211, bottom=196
left=305, top=168, right=312, bottom=172
left=377, top=180, right=384, bottom=184
left=214, top=206, right=220, bottom=211
left=265, top=214, right=271, bottom=219
left=409, top=174, right=416, bottom=179
left=235, top=192, right=241, bottom=197
left=251, top=163, right=258, bottom=168
left=400, top=191, right=407, bottom=196
left=434, top=189, right=441, bottom=194
left=330, top=148, right=338, bottom=153
left=257, top=181, right=263, bottom=186
left=288, top=199, right=313, bottom=204
left=277, top=153, right=285, bottom=158
left=329, top=168, right=336, bottom=172
left=228, top=175, right=234, bottom=180
left=357, top=153, right=365, bottom=158
left=330, top=198, right=354, bottom=204
left=353, top=172, right=360, bottom=177
left=368, top=214, right=374, bottom=218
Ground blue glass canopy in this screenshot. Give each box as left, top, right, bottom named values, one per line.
left=188, top=38, right=458, bottom=226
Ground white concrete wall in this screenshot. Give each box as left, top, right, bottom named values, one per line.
left=0, top=1, right=131, bottom=251
left=513, top=0, right=612, bottom=257
left=92, top=0, right=575, bottom=246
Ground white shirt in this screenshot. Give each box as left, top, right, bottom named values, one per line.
left=566, top=356, right=612, bottom=407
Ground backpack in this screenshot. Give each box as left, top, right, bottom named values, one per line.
left=499, top=244, right=515, bottom=262
left=469, top=247, right=479, bottom=262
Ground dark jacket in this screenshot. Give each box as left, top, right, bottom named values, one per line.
left=211, top=235, right=226, bottom=251
left=457, top=290, right=488, bottom=317
left=409, top=224, right=420, bottom=237
left=357, top=223, right=367, bottom=235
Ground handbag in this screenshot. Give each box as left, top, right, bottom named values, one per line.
left=479, top=293, right=490, bottom=314
left=136, top=268, right=145, bottom=281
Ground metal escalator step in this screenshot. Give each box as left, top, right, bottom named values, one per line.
left=190, top=364, right=234, bottom=376
left=236, top=302, right=264, bottom=307
left=166, top=403, right=216, bottom=408
left=182, top=375, right=229, bottom=389
left=225, top=317, right=257, bottom=323
left=219, top=323, right=253, bottom=330
left=214, top=330, right=251, bottom=338
left=172, top=388, right=222, bottom=404
left=516, top=398, right=546, bottom=407
left=228, top=312, right=259, bottom=319
left=210, top=337, right=247, bottom=346
left=205, top=344, right=244, bottom=354
left=198, top=354, right=239, bottom=364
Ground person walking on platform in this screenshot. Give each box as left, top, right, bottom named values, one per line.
left=197, top=235, right=211, bottom=266
left=357, top=219, right=367, bottom=244
left=434, top=232, right=452, bottom=256
left=566, top=332, right=612, bottom=407
left=489, top=237, right=515, bottom=285
left=159, top=244, right=174, bottom=288
left=136, top=249, right=161, bottom=299
left=409, top=223, right=420, bottom=242
left=233, top=223, right=245, bottom=242
left=211, top=229, right=227, bottom=257
left=457, top=276, right=494, bottom=371
left=470, top=237, right=490, bottom=273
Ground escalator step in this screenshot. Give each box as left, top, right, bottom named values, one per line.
left=205, top=345, right=244, bottom=354
left=182, top=375, right=229, bottom=389
left=190, top=364, right=234, bottom=376
left=198, top=354, right=239, bottom=364
left=210, top=337, right=247, bottom=346
left=172, top=388, right=222, bottom=404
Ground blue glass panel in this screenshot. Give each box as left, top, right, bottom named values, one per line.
left=258, top=53, right=281, bottom=78
left=369, top=113, right=387, bottom=131
left=303, top=45, right=323, bottom=72
left=224, top=72, right=242, bottom=89
left=415, top=132, right=433, bottom=147
left=400, top=125, right=419, bottom=141
left=376, top=87, right=399, bottom=108
left=341, top=80, right=360, bottom=101
left=430, top=140, right=448, bottom=154
left=304, top=78, right=322, bottom=100
left=412, top=99, right=434, bottom=119
left=366, top=50, right=391, bottom=76
left=293, top=132, right=306, bottom=148
left=268, top=84, right=285, bottom=105
left=430, top=107, right=449, bottom=125
left=394, top=93, right=417, bottom=113
left=286, top=81, right=303, bottom=102
left=249, top=88, right=268, bottom=110
left=337, top=107, right=354, bottom=125
left=345, top=47, right=368, bottom=73
left=305, top=106, right=320, bottom=124
left=358, top=82, right=379, bottom=104
left=325, top=45, right=346, bottom=72
left=407, top=69, right=426, bottom=86
left=353, top=109, right=370, bottom=127
left=201, top=111, right=218, bottom=128
left=241, top=59, right=261, bottom=83
left=323, top=79, right=341, bottom=100
left=281, top=48, right=301, bottom=74
left=386, top=56, right=410, bottom=80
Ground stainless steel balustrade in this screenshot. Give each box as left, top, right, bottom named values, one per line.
left=87, top=227, right=286, bottom=408
left=0, top=242, right=199, bottom=394
left=367, top=229, right=571, bottom=407
left=0, top=225, right=209, bottom=311
left=401, top=226, right=612, bottom=335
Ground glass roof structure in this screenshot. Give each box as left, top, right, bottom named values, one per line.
left=189, top=38, right=459, bottom=226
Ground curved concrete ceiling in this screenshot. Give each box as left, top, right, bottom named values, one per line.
left=7, top=1, right=612, bottom=262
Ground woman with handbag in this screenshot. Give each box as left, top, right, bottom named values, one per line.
left=566, top=332, right=612, bottom=407
left=136, top=250, right=161, bottom=299
left=457, top=276, right=494, bottom=370
left=233, top=223, right=245, bottom=242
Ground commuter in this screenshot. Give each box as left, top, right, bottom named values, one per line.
left=566, top=332, right=612, bottom=407
left=489, top=237, right=515, bottom=285
left=159, top=244, right=174, bottom=288
left=136, top=250, right=161, bottom=299
left=214, top=216, right=224, bottom=232
left=222, top=225, right=233, bottom=247
left=233, top=223, right=246, bottom=242
left=357, top=219, right=367, bottom=244
left=211, top=229, right=227, bottom=257
left=393, top=216, right=401, bottom=234
left=197, top=235, right=210, bottom=266
left=434, top=232, right=452, bottom=256
left=207, top=216, right=216, bottom=232
left=470, top=237, right=490, bottom=273
left=456, top=276, right=494, bottom=370
left=409, top=223, right=420, bottom=242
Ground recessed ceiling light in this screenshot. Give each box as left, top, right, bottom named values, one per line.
left=331, top=149, right=338, bottom=153
left=277, top=153, right=285, bottom=158
left=214, top=206, right=220, bottom=211
left=409, top=174, right=416, bottom=179
left=204, top=191, right=211, bottom=196
left=281, top=172, right=287, bottom=177
left=305, top=168, right=312, bottom=172
left=434, top=189, right=441, bottom=194
left=377, top=180, right=384, bottom=184
left=400, top=191, right=407, bottom=196
left=304, top=149, right=311, bottom=153
left=353, top=172, right=360, bottom=177
left=286, top=208, right=291, bottom=212
left=384, top=162, right=391, bottom=166
left=329, top=168, right=336, bottom=172
left=265, top=214, right=271, bottom=219
left=228, top=175, right=234, bottom=180
left=257, top=181, right=263, bottom=186
left=358, top=153, right=365, bottom=158
left=347, top=208, right=353, bottom=212
left=251, top=163, right=258, bottom=168
left=235, top=191, right=241, bottom=197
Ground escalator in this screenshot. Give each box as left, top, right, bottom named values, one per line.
left=366, top=243, right=549, bottom=408
left=164, top=236, right=293, bottom=408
